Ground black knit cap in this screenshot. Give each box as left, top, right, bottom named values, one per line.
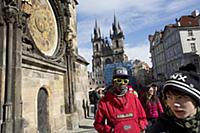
left=163, top=70, right=200, bottom=104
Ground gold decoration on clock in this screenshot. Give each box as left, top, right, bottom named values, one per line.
left=27, top=0, right=58, bottom=56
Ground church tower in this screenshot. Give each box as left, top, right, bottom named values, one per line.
left=110, top=15, right=125, bottom=63
left=92, top=20, right=102, bottom=58
left=91, top=16, right=126, bottom=88
left=91, top=20, right=104, bottom=87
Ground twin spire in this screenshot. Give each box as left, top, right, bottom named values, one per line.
left=92, top=15, right=123, bottom=41
left=93, top=20, right=101, bottom=40
left=112, top=14, right=122, bottom=35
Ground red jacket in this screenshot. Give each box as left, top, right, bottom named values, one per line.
left=94, top=91, right=148, bottom=133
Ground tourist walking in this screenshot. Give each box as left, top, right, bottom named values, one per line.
left=94, top=67, right=148, bottom=133
left=146, top=70, right=200, bottom=133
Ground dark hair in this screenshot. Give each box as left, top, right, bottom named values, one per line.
left=140, top=85, right=160, bottom=110
left=179, top=63, right=197, bottom=72
left=164, top=86, right=185, bottom=98
left=164, top=86, right=197, bottom=106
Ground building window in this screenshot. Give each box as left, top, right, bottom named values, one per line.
left=188, top=30, right=193, bottom=36
left=191, top=43, right=196, bottom=52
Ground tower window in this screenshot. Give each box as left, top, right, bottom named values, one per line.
left=116, top=40, right=119, bottom=48
left=96, top=44, right=99, bottom=52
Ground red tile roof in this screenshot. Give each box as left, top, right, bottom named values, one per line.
left=179, top=16, right=199, bottom=27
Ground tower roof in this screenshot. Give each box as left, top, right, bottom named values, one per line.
left=93, top=20, right=101, bottom=40
left=110, top=15, right=124, bottom=39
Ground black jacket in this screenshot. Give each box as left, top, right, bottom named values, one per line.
left=146, top=114, right=200, bottom=133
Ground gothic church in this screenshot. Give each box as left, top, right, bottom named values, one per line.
left=91, top=15, right=127, bottom=87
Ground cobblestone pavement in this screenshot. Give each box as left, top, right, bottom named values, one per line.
left=67, top=117, right=97, bottom=133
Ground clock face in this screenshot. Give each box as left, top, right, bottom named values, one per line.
left=27, top=0, right=58, bottom=56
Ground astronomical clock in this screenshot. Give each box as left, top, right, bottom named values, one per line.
left=27, top=0, right=58, bottom=56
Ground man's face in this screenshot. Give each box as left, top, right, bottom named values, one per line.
left=165, top=90, right=197, bottom=119
left=113, top=77, right=129, bottom=89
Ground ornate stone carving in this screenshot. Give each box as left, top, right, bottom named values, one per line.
left=20, top=0, right=67, bottom=66
left=3, top=5, right=19, bottom=24
left=0, top=16, right=4, bottom=26
left=4, top=0, right=16, bottom=6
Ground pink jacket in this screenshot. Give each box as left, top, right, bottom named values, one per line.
left=145, top=100, right=163, bottom=119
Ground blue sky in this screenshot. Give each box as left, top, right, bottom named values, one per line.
left=77, top=0, right=200, bottom=71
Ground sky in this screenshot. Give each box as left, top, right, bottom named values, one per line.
left=76, top=0, right=200, bottom=72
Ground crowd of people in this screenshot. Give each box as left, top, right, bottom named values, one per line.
left=92, top=63, right=200, bottom=133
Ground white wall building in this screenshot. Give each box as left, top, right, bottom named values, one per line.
left=149, top=10, right=200, bottom=80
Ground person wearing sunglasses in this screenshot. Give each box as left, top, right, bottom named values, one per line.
left=94, top=67, right=148, bottom=133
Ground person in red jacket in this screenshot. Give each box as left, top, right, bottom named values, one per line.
left=93, top=67, right=148, bottom=133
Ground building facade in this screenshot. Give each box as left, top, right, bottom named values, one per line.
left=73, top=55, right=89, bottom=120
left=149, top=10, right=200, bottom=80
left=0, top=0, right=89, bottom=133
left=132, top=60, right=152, bottom=86
left=149, top=31, right=166, bottom=80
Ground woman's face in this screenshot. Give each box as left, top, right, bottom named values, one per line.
left=148, top=87, right=154, bottom=95
left=165, top=90, right=197, bottom=119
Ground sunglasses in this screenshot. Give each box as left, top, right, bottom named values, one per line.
left=113, top=78, right=129, bottom=84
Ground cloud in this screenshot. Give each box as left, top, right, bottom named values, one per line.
left=78, top=0, right=199, bottom=15
left=77, top=0, right=129, bottom=15
left=78, top=48, right=93, bottom=71
left=165, top=0, right=199, bottom=13
left=77, top=20, right=94, bottom=47
left=77, top=0, right=200, bottom=71
left=77, top=0, right=200, bottom=48
left=79, top=42, right=152, bottom=72
left=77, top=0, right=197, bottom=47
left=125, top=43, right=152, bottom=67
left=78, top=0, right=166, bottom=15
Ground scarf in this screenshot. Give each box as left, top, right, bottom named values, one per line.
left=109, top=85, right=128, bottom=97
left=166, top=107, right=200, bottom=133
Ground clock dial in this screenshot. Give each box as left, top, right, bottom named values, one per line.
left=28, top=0, right=58, bottom=56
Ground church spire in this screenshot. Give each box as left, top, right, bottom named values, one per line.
left=110, top=15, right=124, bottom=40
left=112, top=14, right=119, bottom=34
left=93, top=20, right=101, bottom=40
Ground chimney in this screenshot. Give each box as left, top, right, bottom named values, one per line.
left=191, top=10, right=199, bottom=17
left=175, top=18, right=181, bottom=26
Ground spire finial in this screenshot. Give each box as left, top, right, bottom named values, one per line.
left=94, top=19, right=101, bottom=39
